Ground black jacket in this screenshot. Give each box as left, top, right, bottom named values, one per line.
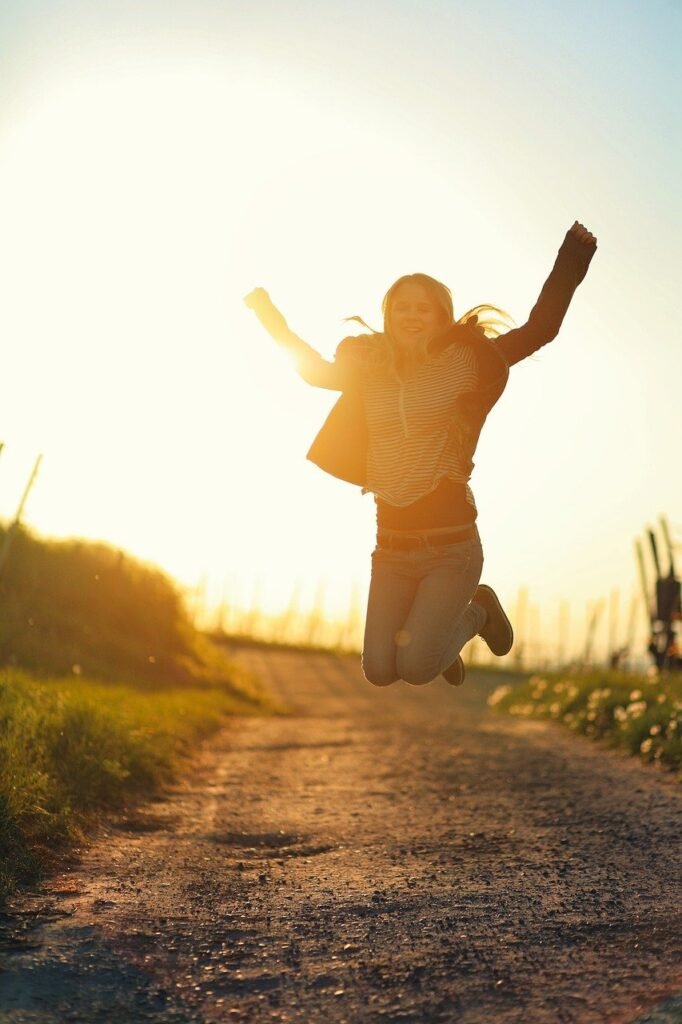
left=301, top=230, right=597, bottom=487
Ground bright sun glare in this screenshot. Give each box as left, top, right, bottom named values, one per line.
left=0, top=57, right=387, bottom=630
left=0, top=47, right=636, bottom=661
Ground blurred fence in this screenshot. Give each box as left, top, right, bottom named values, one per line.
left=187, top=575, right=653, bottom=673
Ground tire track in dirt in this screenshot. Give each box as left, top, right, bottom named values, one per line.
left=0, top=647, right=680, bottom=1023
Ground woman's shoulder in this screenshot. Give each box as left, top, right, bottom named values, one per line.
left=429, top=322, right=480, bottom=356
left=334, top=332, right=384, bottom=366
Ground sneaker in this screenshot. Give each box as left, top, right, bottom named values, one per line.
left=474, top=585, right=514, bottom=656
left=442, top=655, right=466, bottom=686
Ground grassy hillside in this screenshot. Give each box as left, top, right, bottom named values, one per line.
left=0, top=524, right=272, bottom=901
left=0, top=524, right=248, bottom=691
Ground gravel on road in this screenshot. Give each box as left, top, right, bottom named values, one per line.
left=1, top=647, right=681, bottom=1024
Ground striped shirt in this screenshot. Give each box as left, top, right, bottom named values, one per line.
left=360, top=344, right=479, bottom=508
left=277, top=226, right=596, bottom=522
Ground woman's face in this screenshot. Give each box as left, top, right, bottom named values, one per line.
left=387, top=281, right=447, bottom=349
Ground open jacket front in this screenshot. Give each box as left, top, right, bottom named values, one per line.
left=294, top=230, right=596, bottom=489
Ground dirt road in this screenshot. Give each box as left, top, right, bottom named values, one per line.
left=1, top=648, right=681, bottom=1023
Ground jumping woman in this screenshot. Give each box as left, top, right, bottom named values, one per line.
left=244, top=221, right=597, bottom=687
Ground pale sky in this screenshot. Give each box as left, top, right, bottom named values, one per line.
left=1, top=0, right=680, bottom=663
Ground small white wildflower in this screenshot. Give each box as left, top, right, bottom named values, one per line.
left=640, top=738, right=653, bottom=753
left=487, top=685, right=512, bottom=707
left=613, top=706, right=627, bottom=722
left=649, top=724, right=662, bottom=735
left=626, top=700, right=647, bottom=718
left=630, top=689, right=643, bottom=701
left=550, top=702, right=561, bottom=717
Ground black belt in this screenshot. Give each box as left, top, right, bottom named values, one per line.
left=376, top=525, right=477, bottom=551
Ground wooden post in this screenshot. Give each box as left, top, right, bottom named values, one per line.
left=635, top=538, right=653, bottom=627
left=245, top=577, right=263, bottom=639
left=583, top=599, right=604, bottom=668
left=0, top=453, right=43, bottom=577
left=625, top=591, right=639, bottom=668
left=514, top=587, right=528, bottom=669
left=529, top=603, right=540, bottom=668
left=648, top=528, right=662, bottom=581
left=281, top=580, right=303, bottom=644
left=659, top=515, right=677, bottom=577
left=306, top=579, right=326, bottom=646
left=338, top=581, right=363, bottom=653
left=607, top=588, right=620, bottom=666
left=558, top=599, right=570, bottom=668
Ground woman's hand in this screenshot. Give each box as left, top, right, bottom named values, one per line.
left=568, top=221, right=597, bottom=248
left=243, top=286, right=273, bottom=311
left=243, top=287, right=290, bottom=340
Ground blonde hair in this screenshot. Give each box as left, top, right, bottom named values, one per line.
left=347, top=273, right=514, bottom=379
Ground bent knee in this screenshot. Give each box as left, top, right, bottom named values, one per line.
left=366, top=675, right=397, bottom=688
left=396, top=651, right=440, bottom=686
left=400, top=667, right=438, bottom=686
left=361, top=657, right=398, bottom=687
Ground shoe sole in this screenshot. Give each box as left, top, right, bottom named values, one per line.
left=476, top=584, right=514, bottom=656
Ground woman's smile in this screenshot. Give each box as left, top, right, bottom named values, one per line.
left=389, top=281, right=444, bottom=347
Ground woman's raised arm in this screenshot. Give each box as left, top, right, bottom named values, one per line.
left=243, top=288, right=353, bottom=391
left=496, top=221, right=598, bottom=367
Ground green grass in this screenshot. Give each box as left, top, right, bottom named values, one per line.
left=487, top=669, right=682, bottom=776
left=0, top=667, right=273, bottom=902
left=0, top=524, right=226, bottom=688
left=0, top=523, right=282, bottom=901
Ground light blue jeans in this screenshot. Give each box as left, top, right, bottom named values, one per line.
left=361, top=528, right=485, bottom=686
